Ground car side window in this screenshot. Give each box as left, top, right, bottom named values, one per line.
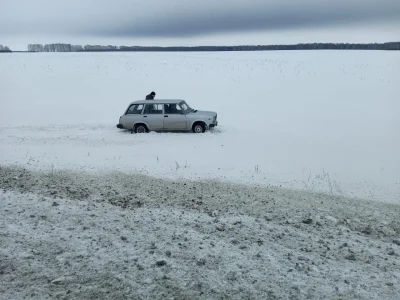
left=164, top=104, right=183, bottom=114
left=180, top=102, right=189, bottom=111
left=144, top=104, right=163, bottom=114
left=126, top=104, right=143, bottom=114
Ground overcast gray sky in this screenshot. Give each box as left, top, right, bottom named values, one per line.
left=1, top=0, right=399, bottom=49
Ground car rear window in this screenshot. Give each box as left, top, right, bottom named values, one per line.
left=126, top=104, right=144, bottom=114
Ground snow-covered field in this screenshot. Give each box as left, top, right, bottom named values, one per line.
left=1, top=51, right=399, bottom=201
left=0, top=51, right=399, bottom=299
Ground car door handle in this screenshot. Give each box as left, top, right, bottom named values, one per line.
left=164, top=115, right=168, bottom=117
left=143, top=116, right=147, bottom=117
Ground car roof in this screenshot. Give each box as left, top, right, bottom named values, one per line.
left=128, top=99, right=186, bottom=105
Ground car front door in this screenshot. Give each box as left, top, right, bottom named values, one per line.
left=163, top=104, right=187, bottom=130
left=142, top=104, right=164, bottom=130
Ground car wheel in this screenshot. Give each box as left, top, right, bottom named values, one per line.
left=134, top=124, right=148, bottom=133
left=193, top=123, right=205, bottom=133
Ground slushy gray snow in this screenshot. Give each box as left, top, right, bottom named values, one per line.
left=0, top=166, right=399, bottom=300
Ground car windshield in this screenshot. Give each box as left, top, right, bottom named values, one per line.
left=179, top=101, right=193, bottom=113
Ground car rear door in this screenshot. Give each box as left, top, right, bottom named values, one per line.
left=142, top=103, right=164, bottom=130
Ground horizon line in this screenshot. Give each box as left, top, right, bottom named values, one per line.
left=1, top=40, right=399, bottom=52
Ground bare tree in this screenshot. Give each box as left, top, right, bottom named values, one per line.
left=0, top=44, right=11, bottom=52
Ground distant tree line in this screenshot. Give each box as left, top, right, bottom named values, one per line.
left=0, top=45, right=11, bottom=52
left=117, top=42, right=400, bottom=51
left=22, top=41, right=400, bottom=52
left=27, top=44, right=118, bottom=52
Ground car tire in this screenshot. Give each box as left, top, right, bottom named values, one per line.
left=134, top=124, right=148, bottom=133
left=192, top=123, right=206, bottom=133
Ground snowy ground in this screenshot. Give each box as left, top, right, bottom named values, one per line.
left=0, top=51, right=399, bottom=299
left=1, top=166, right=400, bottom=300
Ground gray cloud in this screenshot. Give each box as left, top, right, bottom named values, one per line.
left=99, top=3, right=400, bottom=38
left=1, top=0, right=400, bottom=38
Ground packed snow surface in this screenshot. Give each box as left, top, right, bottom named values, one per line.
left=0, top=51, right=399, bottom=299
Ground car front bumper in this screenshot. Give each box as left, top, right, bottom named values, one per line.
left=208, top=121, right=218, bottom=128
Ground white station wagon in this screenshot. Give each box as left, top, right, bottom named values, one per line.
left=117, top=99, right=218, bottom=133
